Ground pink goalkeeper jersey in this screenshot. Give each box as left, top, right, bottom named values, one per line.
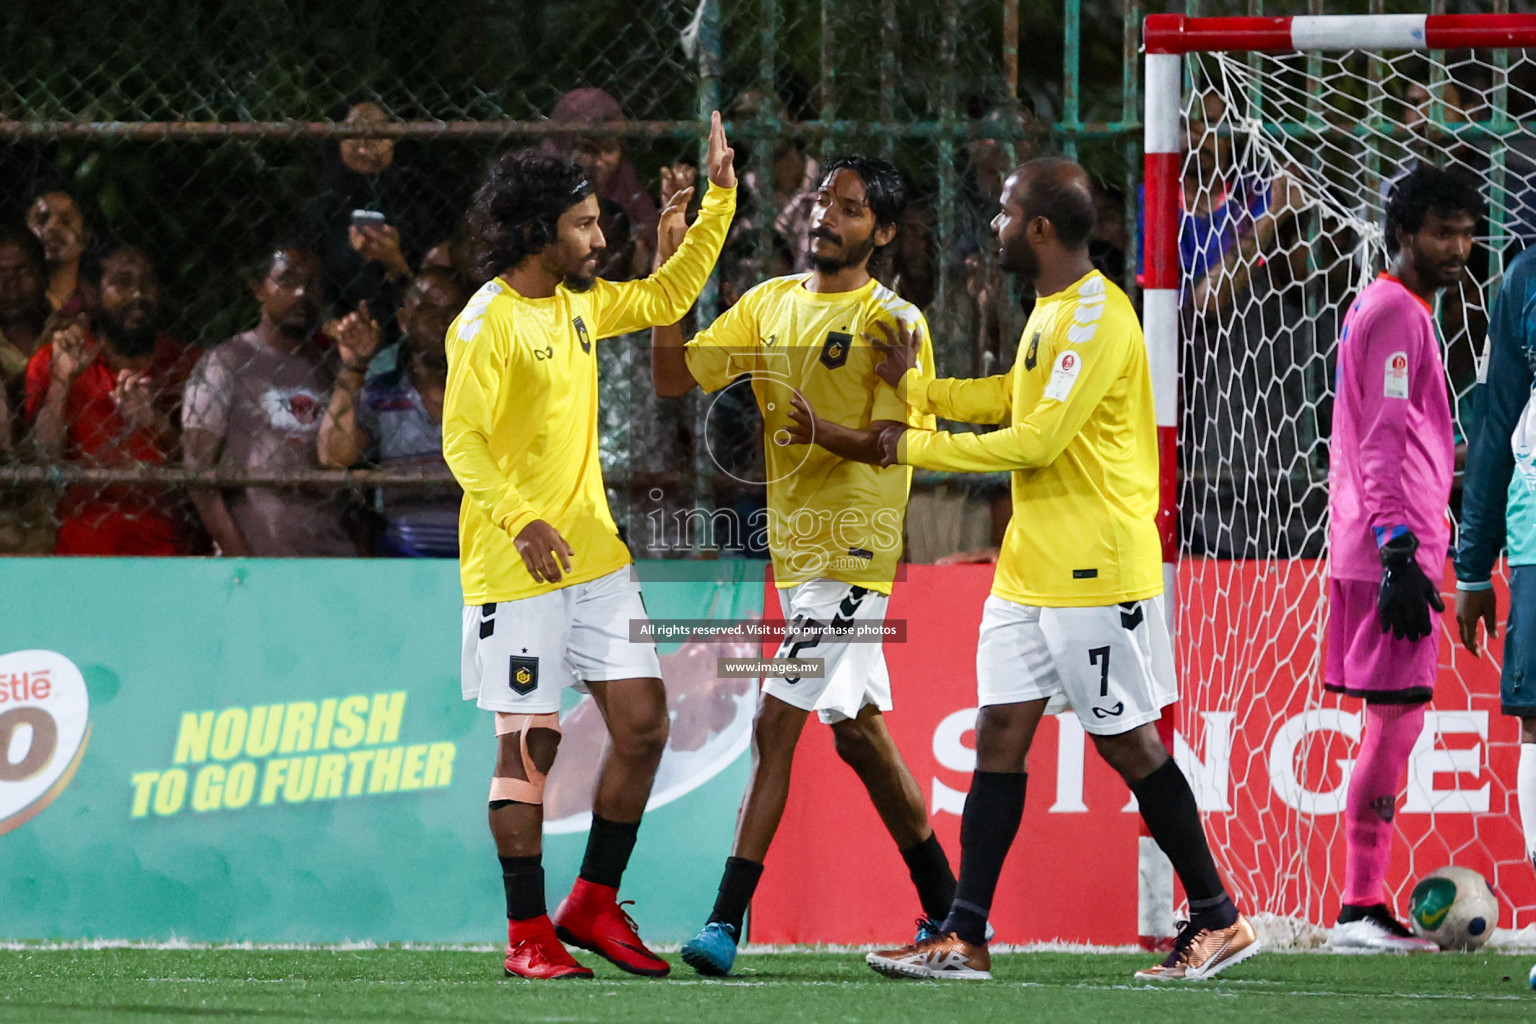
left=1327, top=274, right=1454, bottom=583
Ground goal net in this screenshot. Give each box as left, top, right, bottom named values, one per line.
left=1143, top=14, right=1536, bottom=944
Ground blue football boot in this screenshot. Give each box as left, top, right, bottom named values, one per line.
left=680, top=921, right=739, bottom=977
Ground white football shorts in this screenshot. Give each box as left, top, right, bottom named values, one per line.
left=975, top=593, right=1176, bottom=736
left=461, top=566, right=663, bottom=714
left=762, top=578, right=892, bottom=724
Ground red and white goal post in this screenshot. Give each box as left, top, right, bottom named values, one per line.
left=1139, top=13, right=1536, bottom=948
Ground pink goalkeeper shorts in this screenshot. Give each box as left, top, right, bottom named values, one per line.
left=1324, top=577, right=1439, bottom=704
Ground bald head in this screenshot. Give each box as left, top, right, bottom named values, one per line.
left=1011, top=156, right=1096, bottom=248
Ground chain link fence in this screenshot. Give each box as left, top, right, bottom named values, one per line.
left=0, top=0, right=1483, bottom=559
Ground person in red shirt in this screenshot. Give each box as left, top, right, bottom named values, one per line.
left=24, top=242, right=205, bottom=555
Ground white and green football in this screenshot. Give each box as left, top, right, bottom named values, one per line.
left=1408, top=866, right=1499, bottom=951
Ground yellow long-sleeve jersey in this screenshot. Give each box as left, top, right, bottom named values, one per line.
left=442, top=183, right=736, bottom=604
left=684, top=274, right=935, bottom=594
left=899, top=269, right=1162, bottom=607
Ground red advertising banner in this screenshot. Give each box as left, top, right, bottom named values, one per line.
left=751, top=563, right=1533, bottom=945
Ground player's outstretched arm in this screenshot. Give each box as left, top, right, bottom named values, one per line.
left=868, top=321, right=1011, bottom=425
left=649, top=181, right=702, bottom=398
left=656, top=276, right=762, bottom=400
left=591, top=111, right=736, bottom=338
left=779, top=392, right=893, bottom=465
left=894, top=339, right=1120, bottom=472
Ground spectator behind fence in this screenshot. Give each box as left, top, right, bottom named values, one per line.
left=729, top=88, right=820, bottom=272
left=549, top=87, right=660, bottom=280
left=1161, top=92, right=1321, bottom=559
left=959, top=99, right=1042, bottom=375
left=0, top=224, right=59, bottom=553
left=181, top=243, right=355, bottom=557
left=318, top=268, right=464, bottom=557
left=23, top=244, right=206, bottom=555
left=302, top=100, right=457, bottom=339
left=26, top=189, right=90, bottom=315
left=0, top=226, right=50, bottom=421
left=421, top=213, right=484, bottom=287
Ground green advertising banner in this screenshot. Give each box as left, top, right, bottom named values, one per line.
left=0, top=558, right=765, bottom=944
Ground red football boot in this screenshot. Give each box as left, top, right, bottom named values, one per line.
left=553, top=879, right=671, bottom=977
left=503, top=915, right=593, bottom=980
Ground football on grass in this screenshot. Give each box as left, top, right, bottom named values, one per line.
left=1408, top=866, right=1499, bottom=950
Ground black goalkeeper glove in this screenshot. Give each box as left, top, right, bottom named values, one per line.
left=1377, top=531, right=1444, bottom=641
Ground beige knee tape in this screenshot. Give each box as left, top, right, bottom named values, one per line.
left=489, top=712, right=561, bottom=804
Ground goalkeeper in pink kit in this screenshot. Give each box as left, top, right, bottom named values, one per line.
left=1325, top=165, right=1482, bottom=951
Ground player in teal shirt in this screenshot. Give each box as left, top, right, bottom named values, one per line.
left=1455, top=242, right=1536, bottom=887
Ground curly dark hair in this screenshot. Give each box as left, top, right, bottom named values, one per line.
left=1385, top=164, right=1484, bottom=256
left=819, top=156, right=908, bottom=271
left=468, top=150, right=594, bottom=279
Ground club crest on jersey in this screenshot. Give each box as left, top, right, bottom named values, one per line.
left=573, top=316, right=592, bottom=354
left=1024, top=330, right=1041, bottom=370
left=509, top=656, right=539, bottom=695
left=820, top=331, right=852, bottom=370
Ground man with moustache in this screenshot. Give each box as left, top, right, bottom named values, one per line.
left=318, top=268, right=466, bottom=557
left=442, top=114, right=735, bottom=980
left=1323, top=165, right=1483, bottom=952
left=181, top=242, right=355, bottom=556
left=651, top=156, right=958, bottom=977
left=24, top=243, right=204, bottom=555
left=855, top=157, right=1257, bottom=981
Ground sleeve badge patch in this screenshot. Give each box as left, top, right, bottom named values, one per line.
left=1044, top=350, right=1082, bottom=402
left=1384, top=350, right=1409, bottom=399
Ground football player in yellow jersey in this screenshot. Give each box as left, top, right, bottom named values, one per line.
left=441, top=114, right=736, bottom=981
left=854, top=158, right=1259, bottom=982
left=651, top=157, right=958, bottom=977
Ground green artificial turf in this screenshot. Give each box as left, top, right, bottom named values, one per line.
left=2, top=947, right=1533, bottom=1024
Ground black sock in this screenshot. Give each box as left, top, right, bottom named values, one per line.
left=900, top=832, right=958, bottom=923
left=1130, top=759, right=1236, bottom=928
left=499, top=854, right=545, bottom=921
left=706, top=856, right=764, bottom=937
left=941, top=771, right=1027, bottom=945
left=579, top=815, right=641, bottom=889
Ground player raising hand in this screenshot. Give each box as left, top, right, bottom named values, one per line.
left=442, top=112, right=736, bottom=980
left=652, top=156, right=959, bottom=978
